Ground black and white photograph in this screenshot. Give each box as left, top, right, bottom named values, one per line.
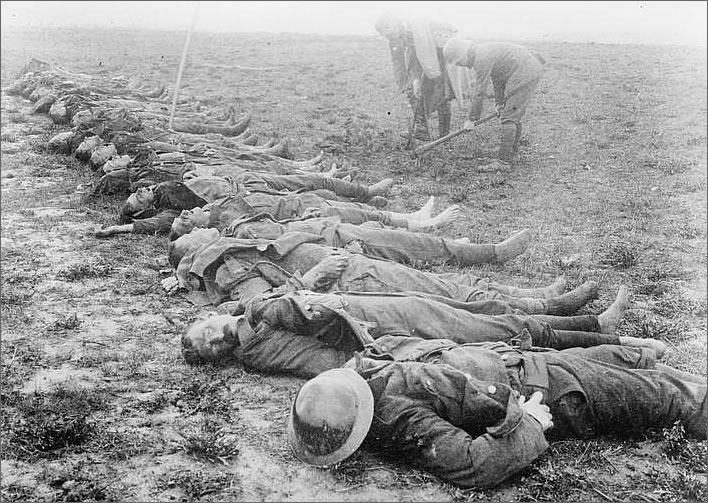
left=1, top=1, right=706, bottom=500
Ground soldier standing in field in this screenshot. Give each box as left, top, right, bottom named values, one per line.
left=374, top=12, right=470, bottom=146
left=443, top=38, right=546, bottom=163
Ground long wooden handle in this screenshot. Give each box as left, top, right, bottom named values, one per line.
left=413, top=112, right=498, bottom=157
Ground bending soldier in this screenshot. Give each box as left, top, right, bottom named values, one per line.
left=375, top=12, right=469, bottom=143
left=443, top=38, right=546, bottom=163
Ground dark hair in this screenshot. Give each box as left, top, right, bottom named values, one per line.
left=119, top=204, right=159, bottom=224
left=181, top=335, right=205, bottom=365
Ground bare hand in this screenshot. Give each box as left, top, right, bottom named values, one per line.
left=161, top=276, right=180, bottom=295
left=95, top=227, right=116, bottom=238
left=301, top=207, right=322, bottom=219
left=519, top=391, right=553, bottom=431
left=301, top=253, right=349, bottom=291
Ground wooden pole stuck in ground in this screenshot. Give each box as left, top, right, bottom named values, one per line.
left=169, top=1, right=201, bottom=131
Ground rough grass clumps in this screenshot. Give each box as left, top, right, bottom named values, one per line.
left=636, top=264, right=685, bottom=297
left=177, top=416, right=240, bottom=464
left=56, top=258, right=113, bottom=281
left=46, top=312, right=82, bottom=332
left=3, top=384, right=107, bottom=460
left=515, top=458, right=593, bottom=501
left=652, top=294, right=707, bottom=319
left=172, top=375, right=234, bottom=417
left=598, top=239, right=640, bottom=269
left=42, top=460, right=120, bottom=502
left=1, top=283, right=34, bottom=308
left=327, top=452, right=368, bottom=485
left=155, top=469, right=236, bottom=500
left=622, top=314, right=691, bottom=343
left=642, top=466, right=708, bottom=502
left=662, top=423, right=707, bottom=473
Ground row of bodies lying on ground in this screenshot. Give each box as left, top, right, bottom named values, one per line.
left=7, top=59, right=706, bottom=491
left=7, top=59, right=330, bottom=198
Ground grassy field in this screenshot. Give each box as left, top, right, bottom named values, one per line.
left=1, top=27, right=706, bottom=501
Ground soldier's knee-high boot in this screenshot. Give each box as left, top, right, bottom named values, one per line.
left=412, top=104, right=431, bottom=142
left=513, top=122, right=523, bottom=153
left=437, top=102, right=452, bottom=137
left=499, top=121, right=519, bottom=162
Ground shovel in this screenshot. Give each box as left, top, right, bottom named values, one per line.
left=413, top=112, right=498, bottom=158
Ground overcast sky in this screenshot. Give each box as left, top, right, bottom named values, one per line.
left=1, top=1, right=706, bottom=46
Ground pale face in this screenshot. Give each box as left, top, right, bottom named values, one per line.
left=126, top=186, right=155, bottom=212
left=182, top=314, right=242, bottom=362
left=171, top=207, right=210, bottom=238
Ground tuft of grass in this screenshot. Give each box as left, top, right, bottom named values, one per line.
left=42, top=460, right=121, bottom=502
left=515, top=458, right=592, bottom=501
left=46, top=312, right=82, bottom=332
left=155, top=469, right=236, bottom=500
left=653, top=294, right=707, bottom=319
left=87, top=429, right=155, bottom=462
left=171, top=375, right=235, bottom=417
left=178, top=416, right=240, bottom=464
left=622, top=314, right=691, bottom=343
left=1, top=284, right=34, bottom=307
left=598, top=240, right=640, bottom=269
left=56, top=258, right=113, bottom=281
left=2, top=384, right=106, bottom=460
left=642, top=465, right=708, bottom=502
left=328, top=452, right=368, bottom=485
left=662, top=423, right=707, bottom=472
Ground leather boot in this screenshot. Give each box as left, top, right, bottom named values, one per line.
left=513, top=122, right=523, bottom=153
left=499, top=121, right=519, bottom=162
left=413, top=105, right=431, bottom=142
left=437, top=103, right=452, bottom=137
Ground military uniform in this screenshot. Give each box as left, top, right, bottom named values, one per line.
left=228, top=215, right=508, bottom=266
left=218, top=290, right=622, bottom=378
left=344, top=335, right=706, bottom=487
left=123, top=179, right=398, bottom=235
left=385, top=20, right=459, bottom=141
left=174, top=234, right=582, bottom=314
left=463, top=42, right=545, bottom=160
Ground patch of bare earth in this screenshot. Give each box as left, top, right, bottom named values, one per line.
left=1, top=28, right=706, bottom=501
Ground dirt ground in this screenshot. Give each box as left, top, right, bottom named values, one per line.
left=1, top=28, right=706, bottom=501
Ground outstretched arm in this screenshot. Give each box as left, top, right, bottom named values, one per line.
left=95, top=224, right=133, bottom=238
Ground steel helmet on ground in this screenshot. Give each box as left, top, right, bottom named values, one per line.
left=288, top=368, right=374, bottom=466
